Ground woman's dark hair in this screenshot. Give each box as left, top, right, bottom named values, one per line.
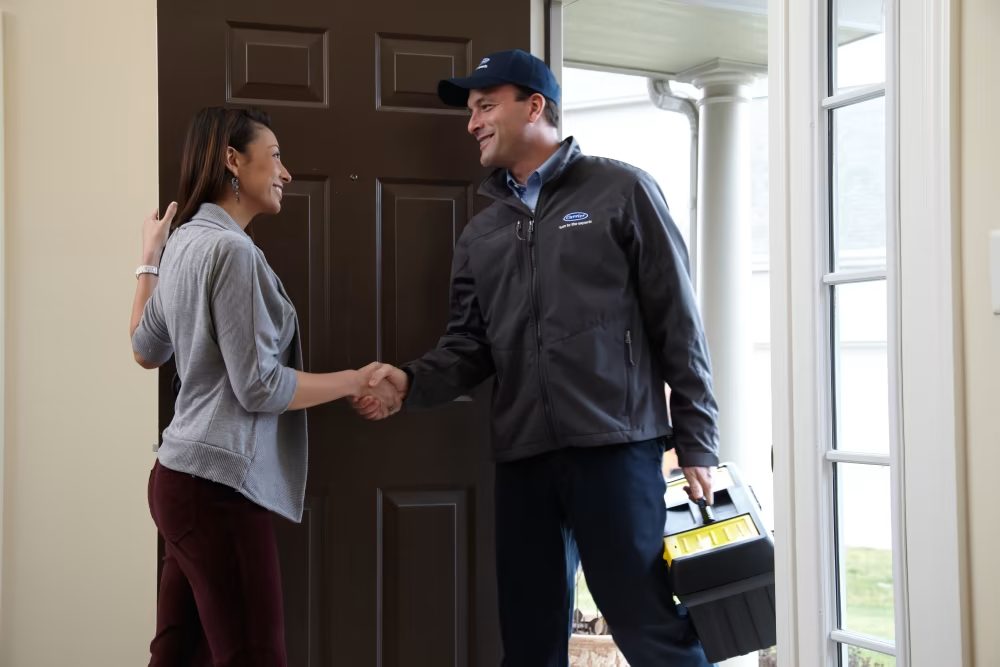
left=173, top=106, right=272, bottom=228
left=514, top=85, right=560, bottom=128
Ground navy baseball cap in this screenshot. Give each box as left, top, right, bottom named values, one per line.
left=438, top=49, right=561, bottom=108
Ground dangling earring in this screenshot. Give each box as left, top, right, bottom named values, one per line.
left=231, top=176, right=240, bottom=202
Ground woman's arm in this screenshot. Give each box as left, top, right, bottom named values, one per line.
left=206, top=238, right=401, bottom=415
left=130, top=203, right=176, bottom=367
left=286, top=363, right=400, bottom=412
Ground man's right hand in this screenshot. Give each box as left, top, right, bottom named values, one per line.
left=351, top=364, right=409, bottom=420
left=681, top=465, right=714, bottom=506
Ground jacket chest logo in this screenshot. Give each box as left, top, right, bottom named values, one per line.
left=559, top=211, right=593, bottom=229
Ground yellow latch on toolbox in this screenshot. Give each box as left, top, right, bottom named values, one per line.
left=663, top=514, right=760, bottom=565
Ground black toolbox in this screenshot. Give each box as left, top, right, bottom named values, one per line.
left=663, top=463, right=775, bottom=662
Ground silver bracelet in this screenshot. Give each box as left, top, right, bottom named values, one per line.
left=135, top=264, right=159, bottom=279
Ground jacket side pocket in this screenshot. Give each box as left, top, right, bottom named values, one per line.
left=625, top=329, right=637, bottom=421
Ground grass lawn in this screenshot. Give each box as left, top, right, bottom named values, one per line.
left=843, top=547, right=896, bottom=666
left=575, top=569, right=600, bottom=617
left=843, top=546, right=895, bottom=643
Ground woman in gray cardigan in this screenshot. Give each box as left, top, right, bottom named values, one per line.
left=129, top=107, right=393, bottom=666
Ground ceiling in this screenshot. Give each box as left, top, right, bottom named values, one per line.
left=563, top=0, right=882, bottom=77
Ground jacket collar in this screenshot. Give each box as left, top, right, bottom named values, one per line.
left=182, top=203, right=247, bottom=235
left=478, top=137, right=583, bottom=208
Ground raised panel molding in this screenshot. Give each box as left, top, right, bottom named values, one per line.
left=274, top=496, right=327, bottom=667
left=376, top=179, right=472, bottom=364
left=376, top=34, right=469, bottom=113
left=227, top=22, right=328, bottom=107
left=376, top=489, right=470, bottom=667
left=248, top=176, right=331, bottom=371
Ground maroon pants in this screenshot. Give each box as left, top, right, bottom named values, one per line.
left=147, top=461, right=287, bottom=667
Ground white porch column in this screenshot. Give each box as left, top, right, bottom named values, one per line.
left=678, top=58, right=762, bottom=472
left=678, top=59, right=764, bottom=667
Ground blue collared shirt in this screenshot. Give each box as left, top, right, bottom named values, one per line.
left=505, top=140, right=572, bottom=213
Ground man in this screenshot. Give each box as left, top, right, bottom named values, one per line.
left=356, top=49, right=719, bottom=667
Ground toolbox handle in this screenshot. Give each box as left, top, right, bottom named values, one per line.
left=691, top=497, right=716, bottom=525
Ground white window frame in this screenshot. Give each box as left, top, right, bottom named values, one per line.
left=770, top=0, right=968, bottom=665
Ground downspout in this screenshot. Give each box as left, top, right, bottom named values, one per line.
left=648, top=78, right=699, bottom=290
left=545, top=0, right=564, bottom=138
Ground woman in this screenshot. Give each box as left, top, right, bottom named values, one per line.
left=129, top=107, right=396, bottom=666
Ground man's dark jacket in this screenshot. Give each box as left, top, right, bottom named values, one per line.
left=403, top=139, right=719, bottom=467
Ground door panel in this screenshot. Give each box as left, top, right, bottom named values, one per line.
left=158, top=2, right=533, bottom=664
left=378, top=488, right=469, bottom=667
left=379, top=180, right=473, bottom=362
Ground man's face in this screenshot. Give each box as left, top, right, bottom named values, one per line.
left=466, top=85, right=532, bottom=169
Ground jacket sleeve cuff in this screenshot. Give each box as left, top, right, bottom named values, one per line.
left=675, top=449, right=720, bottom=468
left=399, top=364, right=424, bottom=409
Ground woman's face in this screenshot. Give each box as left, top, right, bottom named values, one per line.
left=232, top=126, right=292, bottom=216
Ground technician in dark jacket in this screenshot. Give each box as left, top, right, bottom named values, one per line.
left=356, top=49, right=719, bottom=667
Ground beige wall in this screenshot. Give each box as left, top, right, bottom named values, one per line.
left=961, top=0, right=1000, bottom=664
left=0, top=0, right=159, bottom=665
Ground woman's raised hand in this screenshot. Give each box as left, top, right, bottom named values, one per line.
left=142, top=201, right=177, bottom=263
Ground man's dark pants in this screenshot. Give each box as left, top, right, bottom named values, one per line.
left=495, top=439, right=714, bottom=667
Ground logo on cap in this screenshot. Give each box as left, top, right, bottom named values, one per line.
left=476, top=57, right=490, bottom=70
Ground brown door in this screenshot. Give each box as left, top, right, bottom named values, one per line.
left=157, top=2, right=534, bottom=665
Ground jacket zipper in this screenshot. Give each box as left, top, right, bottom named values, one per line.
left=625, top=329, right=636, bottom=366
left=527, top=217, right=558, bottom=444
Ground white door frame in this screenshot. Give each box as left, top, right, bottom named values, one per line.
left=769, top=0, right=968, bottom=664
left=0, top=10, right=7, bottom=633
left=895, top=0, right=969, bottom=662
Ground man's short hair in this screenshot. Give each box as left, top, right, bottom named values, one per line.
left=514, top=85, right=560, bottom=128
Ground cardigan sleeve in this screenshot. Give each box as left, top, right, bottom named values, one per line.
left=208, top=238, right=298, bottom=414
left=131, top=287, right=174, bottom=365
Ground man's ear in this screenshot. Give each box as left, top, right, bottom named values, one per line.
left=224, top=146, right=240, bottom=178
left=528, top=93, right=546, bottom=124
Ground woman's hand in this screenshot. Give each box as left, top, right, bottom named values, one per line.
left=351, top=362, right=406, bottom=419
left=353, top=362, right=384, bottom=397
left=351, top=364, right=409, bottom=420
left=142, top=201, right=177, bottom=264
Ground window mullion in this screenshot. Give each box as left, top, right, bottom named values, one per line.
left=823, top=83, right=886, bottom=110
left=830, top=629, right=897, bottom=656
left=822, top=269, right=887, bottom=285
left=825, top=450, right=890, bottom=466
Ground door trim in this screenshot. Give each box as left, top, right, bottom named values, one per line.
left=767, top=0, right=799, bottom=660
left=896, top=0, right=968, bottom=663
left=0, top=10, right=7, bottom=623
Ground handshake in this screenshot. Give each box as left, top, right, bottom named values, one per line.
left=351, top=363, right=410, bottom=420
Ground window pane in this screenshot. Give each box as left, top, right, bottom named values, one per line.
left=835, top=463, right=896, bottom=642
left=833, top=281, right=889, bottom=453
left=840, top=643, right=897, bottom=667
left=832, top=0, right=886, bottom=92
left=832, top=97, right=886, bottom=272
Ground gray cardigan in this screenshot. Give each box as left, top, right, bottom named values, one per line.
left=132, top=203, right=307, bottom=522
